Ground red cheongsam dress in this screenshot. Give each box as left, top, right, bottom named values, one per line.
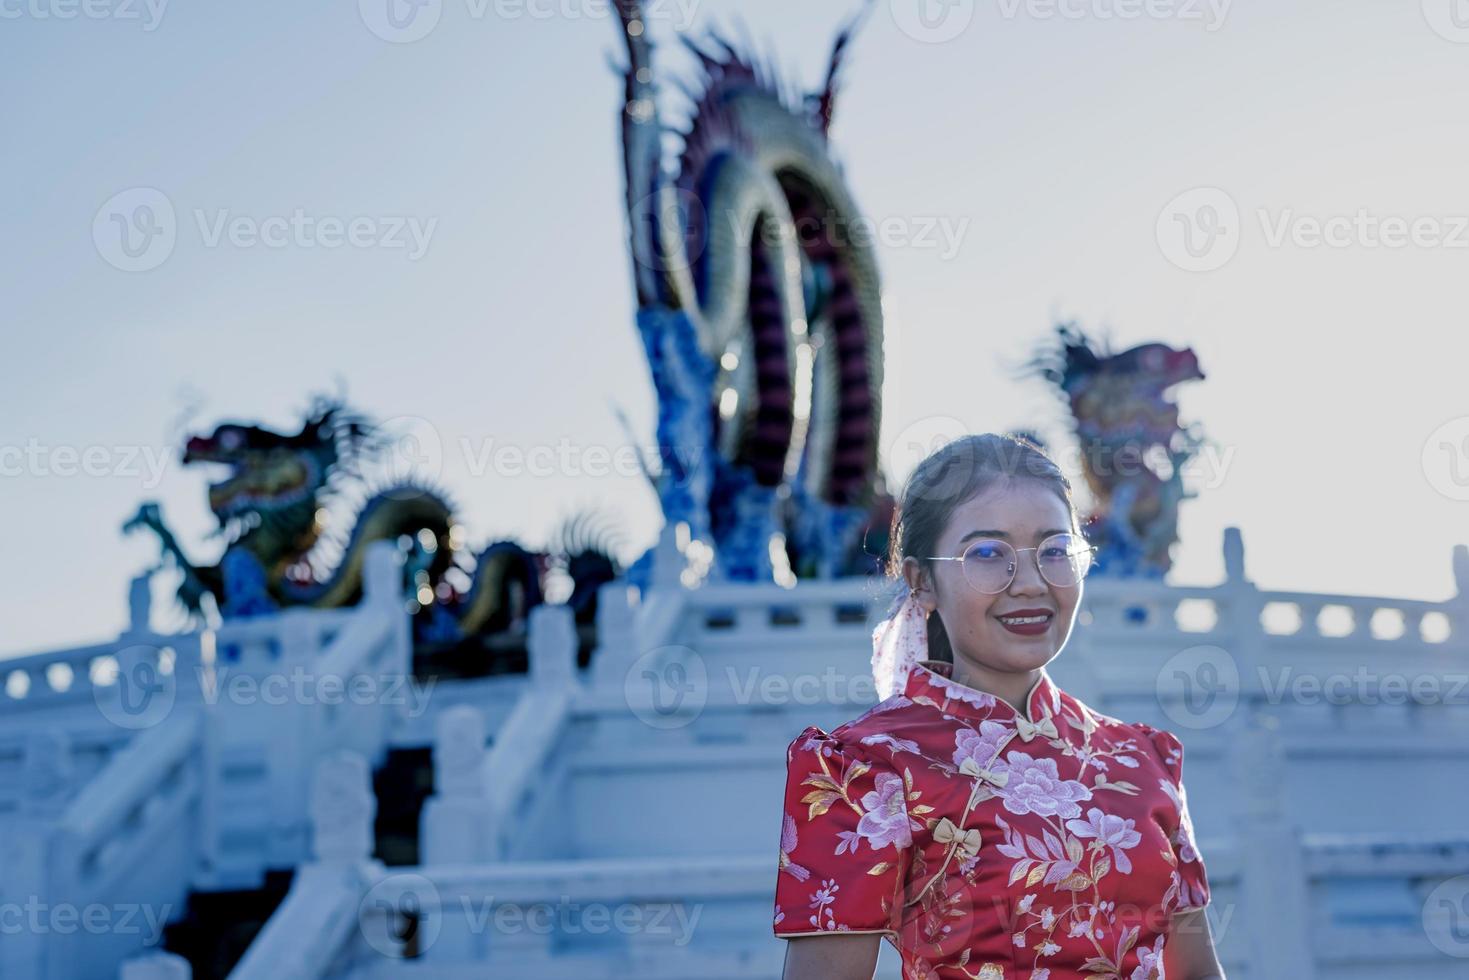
left=773, top=659, right=1211, bottom=980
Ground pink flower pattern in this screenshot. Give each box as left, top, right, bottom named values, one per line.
left=773, top=660, right=1212, bottom=979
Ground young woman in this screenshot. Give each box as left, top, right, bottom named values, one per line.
left=774, top=434, right=1225, bottom=980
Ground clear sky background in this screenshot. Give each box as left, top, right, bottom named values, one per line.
left=5, top=0, right=1469, bottom=657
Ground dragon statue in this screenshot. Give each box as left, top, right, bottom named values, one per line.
left=613, top=0, right=893, bottom=586
left=1022, top=322, right=1210, bottom=578
left=124, top=396, right=620, bottom=670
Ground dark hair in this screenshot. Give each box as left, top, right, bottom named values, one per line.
left=883, top=432, right=1080, bottom=663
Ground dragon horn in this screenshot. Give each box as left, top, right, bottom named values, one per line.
left=816, top=0, right=875, bottom=135
left=608, top=398, right=658, bottom=490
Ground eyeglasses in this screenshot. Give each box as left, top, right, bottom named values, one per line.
left=927, top=532, right=1097, bottom=594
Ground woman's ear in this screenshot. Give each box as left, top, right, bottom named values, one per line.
left=899, top=555, right=921, bottom=593
left=901, top=557, right=938, bottom=613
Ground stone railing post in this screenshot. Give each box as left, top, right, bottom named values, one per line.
left=0, top=814, right=51, bottom=979
left=362, top=540, right=412, bottom=741
left=590, top=581, right=638, bottom=691
left=528, top=603, right=578, bottom=690
left=419, top=704, right=497, bottom=959
left=651, top=520, right=688, bottom=589
left=362, top=539, right=404, bottom=611
left=0, top=732, right=80, bottom=979
left=420, top=705, right=494, bottom=865
left=227, top=753, right=382, bottom=979
left=309, top=751, right=376, bottom=867
left=21, top=729, right=74, bottom=819
left=1228, top=709, right=1315, bottom=977
left=120, top=952, right=192, bottom=979
left=264, top=608, right=321, bottom=868
left=1450, top=543, right=1469, bottom=642
left=1058, top=606, right=1104, bottom=708
left=1222, top=526, right=1246, bottom=585
left=125, top=567, right=155, bottom=637
left=1220, top=526, right=1263, bottom=702
left=362, top=539, right=411, bottom=683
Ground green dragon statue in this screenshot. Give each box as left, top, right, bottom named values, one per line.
left=124, top=396, right=619, bottom=668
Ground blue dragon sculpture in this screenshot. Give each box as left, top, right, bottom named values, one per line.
left=614, top=0, right=892, bottom=586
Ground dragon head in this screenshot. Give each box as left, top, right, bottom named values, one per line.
left=182, top=402, right=367, bottom=528
left=1124, top=342, right=1206, bottom=387
left=184, top=423, right=320, bottom=522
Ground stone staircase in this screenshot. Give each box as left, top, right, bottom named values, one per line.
left=6, top=528, right=1469, bottom=978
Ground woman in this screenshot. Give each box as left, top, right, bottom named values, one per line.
left=773, top=434, right=1225, bottom=979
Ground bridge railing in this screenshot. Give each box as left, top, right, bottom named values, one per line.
left=1, top=708, right=203, bottom=980
left=150, top=525, right=1469, bottom=980
left=0, top=568, right=211, bottom=819
left=0, top=562, right=213, bottom=724
left=665, top=528, right=1468, bottom=656
left=198, top=541, right=412, bottom=890
left=220, top=739, right=1469, bottom=980
left=0, top=542, right=415, bottom=980
left=225, top=751, right=383, bottom=980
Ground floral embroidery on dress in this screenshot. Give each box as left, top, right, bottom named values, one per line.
left=953, top=722, right=1010, bottom=776
left=928, top=669, right=1001, bottom=709
left=856, top=771, right=918, bottom=850
left=991, top=751, right=1093, bottom=818
left=1066, top=808, right=1143, bottom=875
left=866, top=731, right=923, bottom=755
left=774, top=661, right=1211, bottom=978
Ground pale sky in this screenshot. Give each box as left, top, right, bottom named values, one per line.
left=5, top=1, right=1469, bottom=658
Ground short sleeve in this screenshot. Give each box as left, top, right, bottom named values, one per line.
left=1140, top=724, right=1211, bottom=912
left=773, top=725, right=915, bottom=938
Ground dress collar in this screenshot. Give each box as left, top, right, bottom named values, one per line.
left=902, top=659, right=1062, bottom=726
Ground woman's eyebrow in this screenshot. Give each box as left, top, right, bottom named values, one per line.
left=958, top=528, right=1068, bottom=544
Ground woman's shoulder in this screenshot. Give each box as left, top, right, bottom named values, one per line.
left=784, top=692, right=926, bottom=766
left=1056, top=695, right=1188, bottom=769
left=1107, top=716, right=1189, bottom=783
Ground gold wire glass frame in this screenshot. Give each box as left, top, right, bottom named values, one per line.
left=926, top=533, right=1098, bottom=594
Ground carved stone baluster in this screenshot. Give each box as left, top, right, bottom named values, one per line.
left=528, top=604, right=578, bottom=691
left=421, top=705, right=494, bottom=863
left=120, top=952, right=192, bottom=979
left=20, top=730, right=73, bottom=819
left=309, top=751, right=375, bottom=867
left=1229, top=708, right=1315, bottom=977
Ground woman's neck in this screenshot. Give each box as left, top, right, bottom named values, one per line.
left=947, top=657, right=1046, bottom=719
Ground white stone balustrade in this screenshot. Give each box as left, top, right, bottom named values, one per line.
left=1, top=541, right=413, bottom=979
left=227, top=752, right=383, bottom=980
left=200, top=541, right=409, bottom=890
left=1, top=709, right=203, bottom=980
left=119, top=952, right=192, bottom=979
left=2, top=525, right=1468, bottom=978
left=420, top=706, right=495, bottom=866
left=420, top=603, right=579, bottom=867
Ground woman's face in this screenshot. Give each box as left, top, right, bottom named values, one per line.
left=908, top=481, right=1082, bottom=677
